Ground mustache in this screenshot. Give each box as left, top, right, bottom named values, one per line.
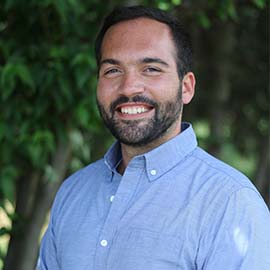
left=110, top=95, right=157, bottom=112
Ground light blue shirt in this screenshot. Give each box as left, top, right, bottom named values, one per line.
left=38, top=123, right=270, bottom=270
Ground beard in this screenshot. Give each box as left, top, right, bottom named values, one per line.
left=97, top=88, right=182, bottom=147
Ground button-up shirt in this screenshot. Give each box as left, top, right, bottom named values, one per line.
left=38, top=123, right=270, bottom=270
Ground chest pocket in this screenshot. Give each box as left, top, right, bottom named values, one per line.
left=107, top=228, right=180, bottom=270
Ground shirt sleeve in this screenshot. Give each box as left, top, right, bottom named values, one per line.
left=197, top=188, right=270, bottom=270
left=36, top=183, right=65, bottom=270
left=36, top=169, right=84, bottom=269
left=37, top=217, right=60, bottom=270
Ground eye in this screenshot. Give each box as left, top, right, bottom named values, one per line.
left=104, top=68, right=120, bottom=75
left=144, top=67, right=162, bottom=73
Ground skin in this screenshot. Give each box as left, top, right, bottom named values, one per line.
left=97, top=18, right=195, bottom=174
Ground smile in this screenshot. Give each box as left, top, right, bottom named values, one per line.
left=121, top=106, right=150, bottom=115
left=115, top=103, right=154, bottom=119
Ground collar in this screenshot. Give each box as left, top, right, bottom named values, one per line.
left=104, top=122, right=198, bottom=182
left=104, top=140, right=122, bottom=174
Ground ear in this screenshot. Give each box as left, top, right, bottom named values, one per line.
left=181, top=72, right=195, bottom=104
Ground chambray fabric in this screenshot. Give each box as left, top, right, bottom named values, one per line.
left=38, top=123, right=270, bottom=270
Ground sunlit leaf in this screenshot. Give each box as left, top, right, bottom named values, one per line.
left=252, top=0, right=266, bottom=8
left=44, top=165, right=58, bottom=183
left=158, top=2, right=171, bottom=11
left=69, top=129, right=84, bottom=149
left=171, top=0, right=182, bottom=6
left=227, top=1, right=238, bottom=19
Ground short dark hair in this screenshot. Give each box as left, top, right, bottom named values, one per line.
left=94, top=5, right=193, bottom=79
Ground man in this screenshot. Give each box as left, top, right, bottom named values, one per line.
left=38, top=6, right=270, bottom=270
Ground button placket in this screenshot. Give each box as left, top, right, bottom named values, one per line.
left=94, top=164, right=144, bottom=269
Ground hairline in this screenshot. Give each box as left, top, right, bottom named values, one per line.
left=95, top=6, right=192, bottom=79
left=98, top=16, right=180, bottom=74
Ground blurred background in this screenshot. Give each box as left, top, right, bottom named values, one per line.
left=0, top=0, right=269, bottom=269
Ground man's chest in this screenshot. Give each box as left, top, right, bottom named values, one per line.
left=56, top=176, right=200, bottom=270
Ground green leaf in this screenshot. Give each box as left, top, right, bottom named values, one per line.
left=0, top=166, right=17, bottom=202
left=58, top=75, right=72, bottom=103
left=49, top=46, right=67, bottom=59
left=171, top=0, right=182, bottom=6
left=0, top=227, right=11, bottom=237
left=197, top=12, right=211, bottom=29
left=227, top=2, right=238, bottom=19
left=75, top=103, right=90, bottom=127
left=0, top=62, right=34, bottom=100
left=69, top=129, right=84, bottom=149
left=53, top=0, right=69, bottom=22
left=15, top=64, right=34, bottom=89
left=217, top=5, right=227, bottom=21
left=252, top=0, right=266, bottom=8
left=24, top=130, right=55, bottom=167
left=27, top=144, right=43, bottom=166
left=158, top=2, right=171, bottom=11
left=32, top=130, right=55, bottom=153
left=1, top=63, right=16, bottom=100
left=70, top=157, right=84, bottom=172
left=71, top=52, right=96, bottom=70
left=44, top=165, right=58, bottom=183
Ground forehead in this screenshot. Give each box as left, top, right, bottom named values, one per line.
left=100, top=18, right=177, bottom=63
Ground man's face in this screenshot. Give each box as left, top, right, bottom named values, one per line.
left=97, top=18, right=183, bottom=147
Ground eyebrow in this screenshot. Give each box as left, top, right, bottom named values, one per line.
left=100, top=57, right=169, bottom=67
left=100, top=58, right=121, bottom=66
left=140, top=57, right=169, bottom=67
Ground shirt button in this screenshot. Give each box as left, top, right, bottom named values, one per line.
left=150, top=169, right=157, bottom=176
left=110, top=195, right=115, bottom=202
left=100, top=240, right=108, bottom=247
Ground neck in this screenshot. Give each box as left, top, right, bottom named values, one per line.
left=117, top=120, right=182, bottom=174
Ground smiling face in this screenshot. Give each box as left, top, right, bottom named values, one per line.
left=97, top=18, right=194, bottom=147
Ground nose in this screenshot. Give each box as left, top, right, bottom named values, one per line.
left=118, top=71, right=145, bottom=97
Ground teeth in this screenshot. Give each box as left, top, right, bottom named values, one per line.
left=121, top=106, right=149, bottom=115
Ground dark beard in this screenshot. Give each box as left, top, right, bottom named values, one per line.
left=97, top=88, right=182, bottom=147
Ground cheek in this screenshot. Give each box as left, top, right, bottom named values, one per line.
left=96, top=80, right=112, bottom=107
left=146, top=77, right=180, bottom=100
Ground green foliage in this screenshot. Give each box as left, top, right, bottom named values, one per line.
left=197, top=11, right=211, bottom=29
left=0, top=0, right=109, bottom=179
left=0, top=0, right=267, bottom=206
left=0, top=0, right=268, bottom=268
left=1, top=61, right=34, bottom=100
left=0, top=8, right=116, bottom=263
left=252, top=0, right=267, bottom=8
left=172, top=0, right=182, bottom=5
left=0, top=1, right=116, bottom=266
left=0, top=167, right=17, bottom=202
left=0, top=227, right=11, bottom=238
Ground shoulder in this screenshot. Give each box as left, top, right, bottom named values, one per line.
left=182, top=147, right=269, bottom=223
left=61, top=158, right=108, bottom=189
left=57, top=159, right=106, bottom=192
left=190, top=147, right=258, bottom=192
left=188, top=146, right=270, bottom=225
left=51, top=158, right=110, bottom=214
